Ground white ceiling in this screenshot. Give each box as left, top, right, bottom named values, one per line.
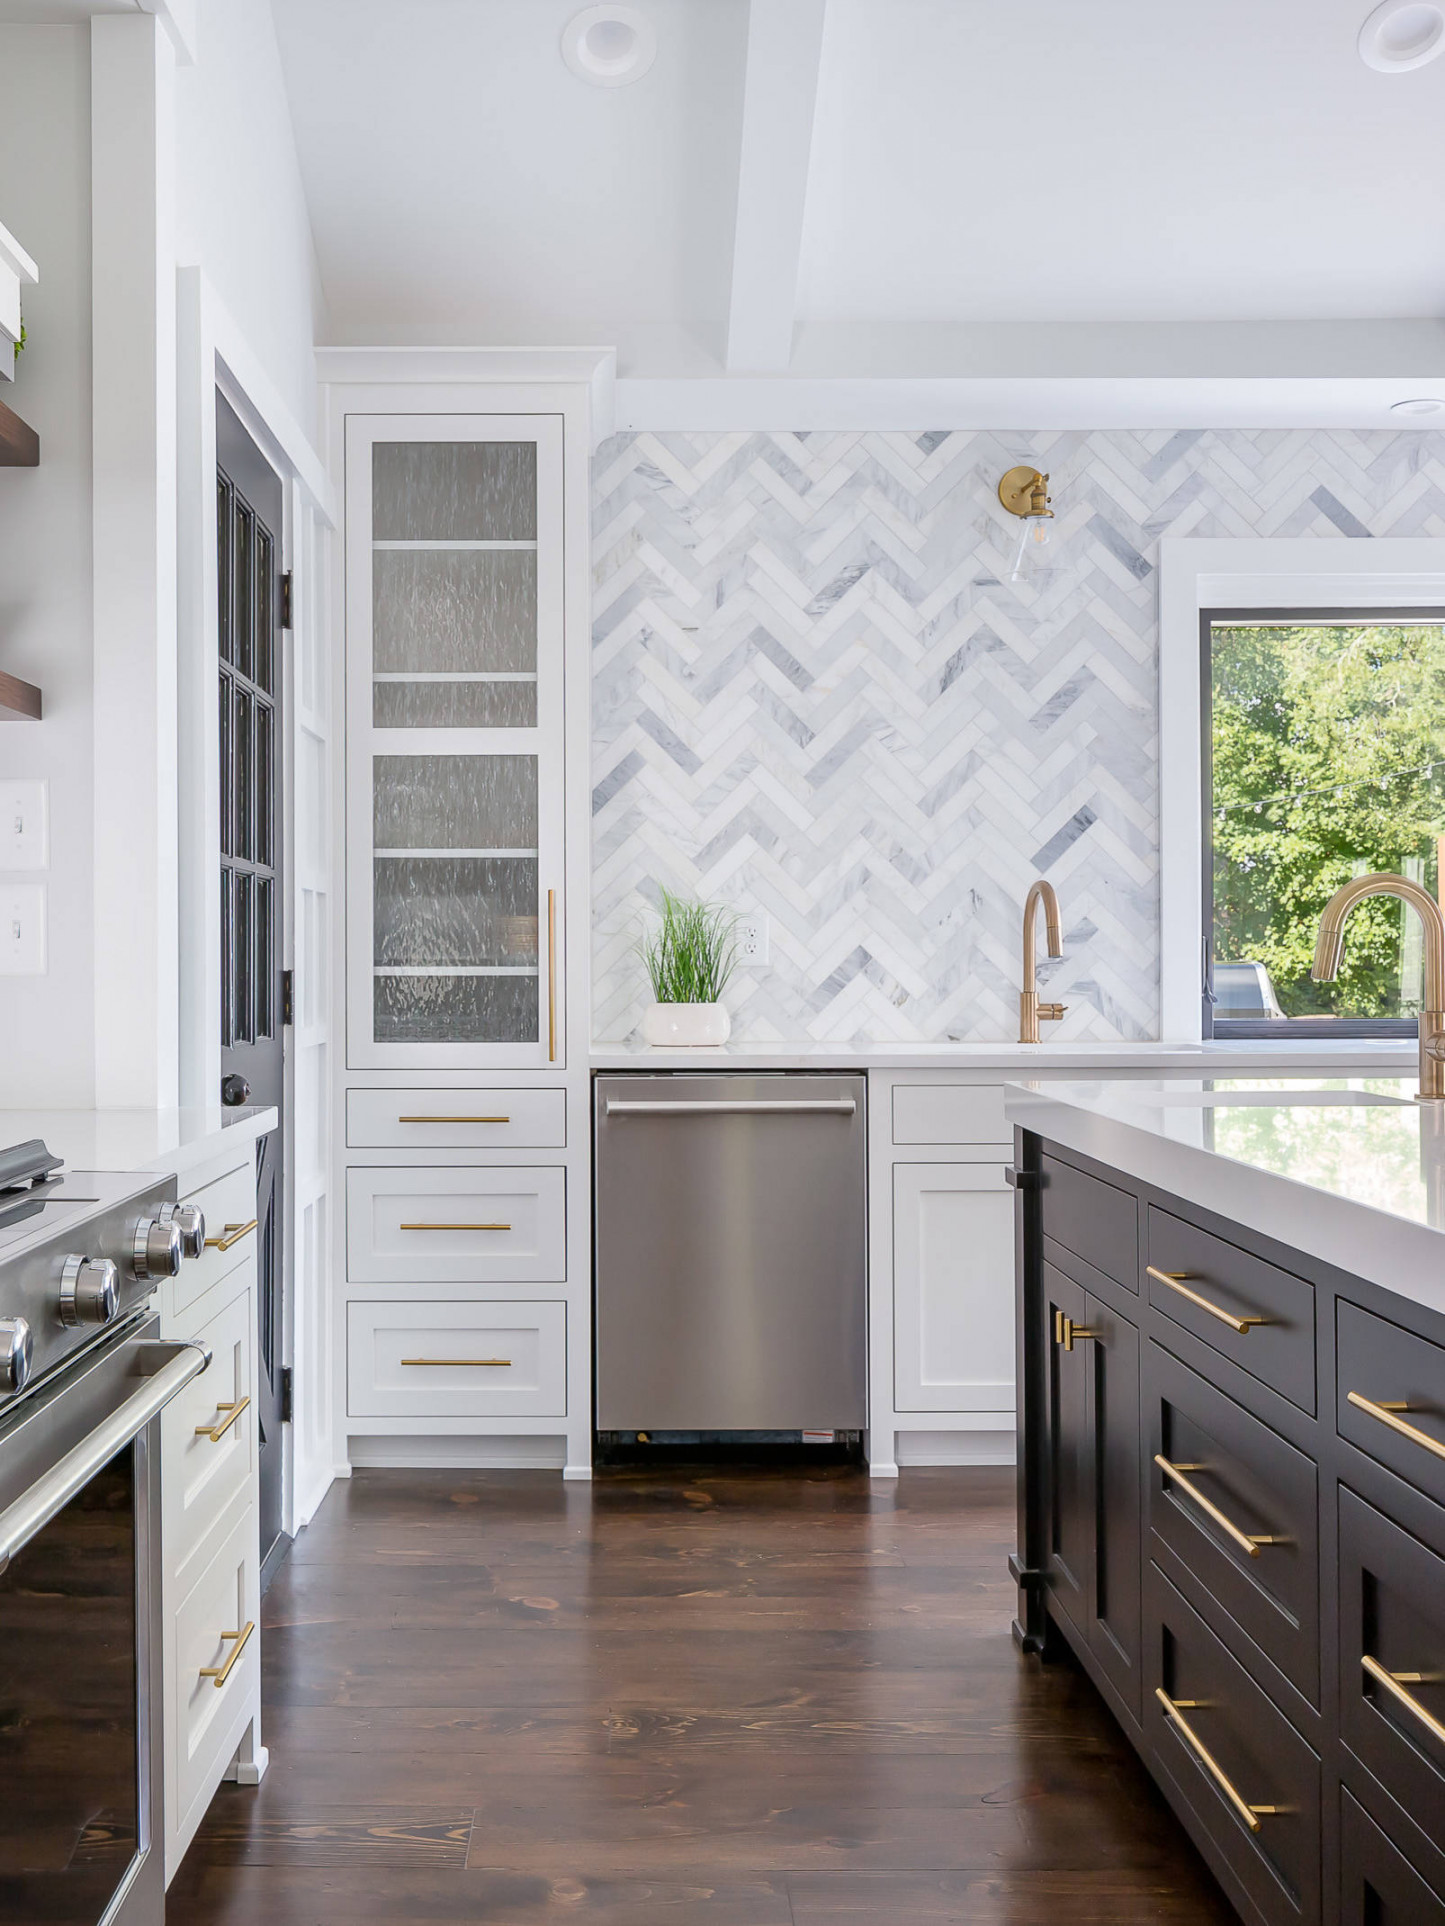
left=267, top=0, right=1445, bottom=376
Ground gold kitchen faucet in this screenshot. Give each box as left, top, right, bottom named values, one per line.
left=1020, top=879, right=1068, bottom=1044
left=1312, top=872, right=1445, bottom=1101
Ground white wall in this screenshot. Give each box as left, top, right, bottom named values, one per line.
left=0, top=26, right=95, bottom=1106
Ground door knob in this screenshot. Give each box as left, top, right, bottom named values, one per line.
left=221, top=1073, right=250, bottom=1107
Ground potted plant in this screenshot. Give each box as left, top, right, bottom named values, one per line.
left=638, top=889, right=738, bottom=1046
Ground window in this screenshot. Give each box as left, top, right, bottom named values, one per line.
left=1203, top=610, right=1445, bottom=1037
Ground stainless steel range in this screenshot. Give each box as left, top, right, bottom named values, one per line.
left=0, top=1139, right=211, bottom=1926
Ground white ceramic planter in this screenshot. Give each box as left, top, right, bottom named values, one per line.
left=639, top=1001, right=732, bottom=1047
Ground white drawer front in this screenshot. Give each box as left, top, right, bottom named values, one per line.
left=347, top=1087, right=567, bottom=1150
left=171, top=1500, right=258, bottom=1842
left=173, top=1162, right=258, bottom=1316
left=348, top=1300, right=567, bottom=1417
left=892, top=1082, right=1008, bottom=1146
left=347, top=1166, right=566, bottom=1282
left=163, top=1278, right=255, bottom=1582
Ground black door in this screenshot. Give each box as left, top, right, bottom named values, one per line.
left=217, top=393, right=287, bottom=1582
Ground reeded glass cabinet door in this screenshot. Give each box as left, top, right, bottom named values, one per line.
left=346, top=416, right=564, bottom=1066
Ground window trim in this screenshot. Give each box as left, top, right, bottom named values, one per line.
left=1157, top=539, right=1445, bottom=1042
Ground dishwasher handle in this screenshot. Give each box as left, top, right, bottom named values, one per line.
left=604, top=1098, right=857, bottom=1118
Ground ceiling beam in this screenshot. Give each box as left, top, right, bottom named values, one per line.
left=725, top=0, right=827, bottom=374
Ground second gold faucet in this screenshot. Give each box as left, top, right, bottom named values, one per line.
left=1020, top=878, right=1068, bottom=1043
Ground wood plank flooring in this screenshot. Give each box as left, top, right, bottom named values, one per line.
left=169, top=1465, right=1237, bottom=1924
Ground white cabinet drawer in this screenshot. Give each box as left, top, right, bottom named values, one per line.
left=891, top=1082, right=1008, bottom=1147
left=347, top=1165, right=566, bottom=1282
left=163, top=1278, right=255, bottom=1583
left=347, top=1086, right=566, bottom=1150
left=893, top=1164, right=1015, bottom=1413
left=170, top=1499, right=258, bottom=1848
left=172, top=1162, right=258, bottom=1316
left=347, top=1300, right=567, bottom=1417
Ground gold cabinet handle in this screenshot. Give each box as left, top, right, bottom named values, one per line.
left=547, top=887, right=557, bottom=1063
left=195, top=1395, right=250, bottom=1443
left=398, top=1222, right=511, bottom=1233
left=1154, top=1454, right=1286, bottom=1559
left=1147, top=1266, right=1269, bottom=1334
left=204, top=1219, right=257, bottom=1253
left=397, top=1115, right=510, bottom=1125
left=401, top=1356, right=511, bottom=1367
left=1154, top=1689, right=1282, bottom=1833
left=1347, top=1390, right=1445, bottom=1465
left=199, top=1620, right=254, bottom=1688
left=1362, top=1654, right=1445, bottom=1744
left=1054, top=1310, right=1099, bottom=1351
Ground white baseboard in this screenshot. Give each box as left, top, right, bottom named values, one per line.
left=896, top=1429, right=1016, bottom=1467
left=347, top=1434, right=568, bottom=1471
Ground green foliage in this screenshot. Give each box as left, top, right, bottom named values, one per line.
left=1212, top=623, right=1445, bottom=1017
left=639, top=889, right=738, bottom=1004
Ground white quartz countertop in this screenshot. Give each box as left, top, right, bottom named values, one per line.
left=0, top=1106, right=278, bottom=1181
left=1005, top=1075, right=1445, bottom=1321
left=590, top=1039, right=1417, bottom=1073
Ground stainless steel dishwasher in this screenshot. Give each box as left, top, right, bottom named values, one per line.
left=594, top=1073, right=867, bottom=1432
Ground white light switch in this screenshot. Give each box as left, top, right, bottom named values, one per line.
left=0, top=883, right=45, bottom=974
left=0, top=781, right=47, bottom=870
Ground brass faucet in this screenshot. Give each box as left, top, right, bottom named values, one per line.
left=1020, top=879, right=1068, bottom=1043
left=1312, top=873, right=1445, bottom=1101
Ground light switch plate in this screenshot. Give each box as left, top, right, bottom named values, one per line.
left=0, top=780, right=48, bottom=869
left=0, top=883, right=45, bottom=974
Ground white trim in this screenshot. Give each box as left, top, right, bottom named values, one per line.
left=316, top=346, right=616, bottom=446
left=0, top=218, right=38, bottom=287
left=1158, top=538, right=1445, bottom=1040
left=137, top=0, right=198, bottom=66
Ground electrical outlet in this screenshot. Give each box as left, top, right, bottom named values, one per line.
left=0, top=883, right=45, bottom=975
left=736, top=913, right=770, bottom=966
left=0, top=781, right=47, bottom=870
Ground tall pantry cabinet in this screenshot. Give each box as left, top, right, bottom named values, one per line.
left=320, top=352, right=609, bottom=1481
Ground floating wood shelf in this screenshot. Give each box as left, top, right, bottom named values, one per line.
left=0, top=393, right=38, bottom=466
left=0, top=668, right=41, bottom=721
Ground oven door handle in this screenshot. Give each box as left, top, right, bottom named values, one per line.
left=0, top=1338, right=211, bottom=1573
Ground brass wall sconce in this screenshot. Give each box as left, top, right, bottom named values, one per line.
left=998, top=466, right=1054, bottom=582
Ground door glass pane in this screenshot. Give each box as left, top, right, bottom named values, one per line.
left=374, top=973, right=539, bottom=1045
left=374, top=856, right=538, bottom=967
left=372, top=441, right=537, bottom=541
left=235, top=688, right=254, bottom=862
left=235, top=504, right=254, bottom=681
left=372, top=679, right=538, bottom=730
left=373, top=755, right=537, bottom=850
left=235, top=872, right=254, bottom=1045
left=372, top=550, right=537, bottom=674
left=256, top=527, right=274, bottom=695
left=217, top=478, right=233, bottom=664
left=256, top=875, right=273, bottom=1038
left=256, top=701, right=273, bottom=869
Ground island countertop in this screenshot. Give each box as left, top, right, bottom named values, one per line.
left=1005, top=1075, right=1445, bottom=1322
left=0, top=1106, right=278, bottom=1181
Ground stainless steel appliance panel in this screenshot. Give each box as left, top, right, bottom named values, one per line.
left=594, top=1074, right=867, bottom=1430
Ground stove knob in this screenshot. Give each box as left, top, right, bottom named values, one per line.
left=159, top=1202, right=206, bottom=1260
left=133, top=1216, right=183, bottom=1281
left=59, top=1255, right=121, bottom=1328
left=0, top=1316, right=32, bottom=1393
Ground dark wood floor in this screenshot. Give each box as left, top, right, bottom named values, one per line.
left=169, top=1464, right=1237, bottom=1924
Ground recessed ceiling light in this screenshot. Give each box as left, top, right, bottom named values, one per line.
left=1358, top=1, right=1445, bottom=71
left=561, top=6, right=656, bottom=87
left=1391, top=397, right=1445, bottom=415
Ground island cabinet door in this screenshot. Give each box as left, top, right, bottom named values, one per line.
left=1087, top=1292, right=1142, bottom=1722
left=1042, top=1262, right=1091, bottom=1640
left=1340, top=1788, right=1445, bottom=1925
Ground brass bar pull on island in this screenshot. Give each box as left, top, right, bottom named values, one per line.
left=397, top=1115, right=510, bottom=1125
left=399, top=1222, right=511, bottom=1233
left=1147, top=1266, right=1268, bottom=1334
left=1362, top=1654, right=1445, bottom=1744
left=195, top=1395, right=250, bottom=1443
left=1155, top=1688, right=1278, bottom=1833
left=401, top=1357, right=511, bottom=1368
left=1347, top=1390, right=1445, bottom=1464
left=1154, top=1454, right=1285, bottom=1558
left=204, top=1219, right=257, bottom=1253
left=200, top=1620, right=254, bottom=1689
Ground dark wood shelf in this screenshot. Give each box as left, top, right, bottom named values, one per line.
left=0, top=668, right=41, bottom=720
left=0, top=392, right=39, bottom=466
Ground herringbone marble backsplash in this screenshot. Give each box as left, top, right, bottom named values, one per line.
left=592, top=428, right=1445, bottom=1043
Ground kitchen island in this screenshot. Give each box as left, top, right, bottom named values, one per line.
left=1006, top=1076, right=1445, bottom=1926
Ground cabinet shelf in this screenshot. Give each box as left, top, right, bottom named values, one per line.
left=0, top=667, right=41, bottom=721
left=0, top=393, right=38, bottom=466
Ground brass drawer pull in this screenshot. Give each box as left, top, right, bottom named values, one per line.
left=397, top=1115, right=510, bottom=1124
left=1147, top=1266, right=1269, bottom=1334
left=195, top=1395, right=250, bottom=1443
left=401, top=1357, right=511, bottom=1368
left=1054, top=1311, right=1099, bottom=1351
left=204, top=1219, right=257, bottom=1253
left=1347, top=1391, right=1445, bottom=1464
left=399, top=1222, right=511, bottom=1233
left=1362, top=1654, right=1445, bottom=1743
left=1155, top=1688, right=1283, bottom=1833
left=1154, top=1454, right=1286, bottom=1559
left=199, top=1620, right=254, bottom=1688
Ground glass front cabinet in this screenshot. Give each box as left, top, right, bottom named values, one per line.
left=345, top=415, right=566, bottom=1067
